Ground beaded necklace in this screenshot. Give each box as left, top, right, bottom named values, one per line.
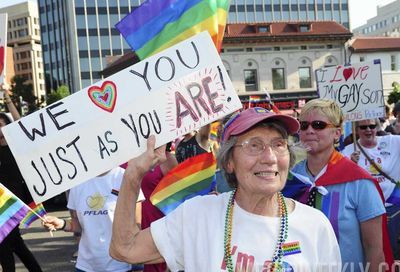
left=223, top=190, right=288, bottom=272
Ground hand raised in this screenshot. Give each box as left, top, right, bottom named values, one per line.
left=126, top=135, right=167, bottom=178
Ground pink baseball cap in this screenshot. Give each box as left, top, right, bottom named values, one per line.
left=222, top=107, right=300, bottom=142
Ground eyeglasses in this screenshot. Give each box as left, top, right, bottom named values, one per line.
left=300, top=120, right=337, bottom=131
left=358, top=124, right=377, bottom=130
left=234, top=137, right=289, bottom=156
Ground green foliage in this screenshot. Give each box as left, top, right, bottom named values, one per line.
left=388, top=81, right=400, bottom=105
left=46, top=85, right=70, bottom=105
left=10, top=75, right=37, bottom=114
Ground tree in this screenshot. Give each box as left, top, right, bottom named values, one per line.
left=46, top=85, right=70, bottom=105
left=10, top=75, right=37, bottom=114
left=388, top=81, right=400, bottom=105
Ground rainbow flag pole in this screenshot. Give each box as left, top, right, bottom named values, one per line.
left=20, top=202, right=47, bottom=229
left=150, top=152, right=217, bottom=214
left=0, top=183, right=50, bottom=241
left=5, top=192, right=47, bottom=223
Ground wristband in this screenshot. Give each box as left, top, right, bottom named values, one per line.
left=60, top=219, right=67, bottom=230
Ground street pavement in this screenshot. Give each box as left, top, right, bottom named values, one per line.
left=8, top=210, right=78, bottom=272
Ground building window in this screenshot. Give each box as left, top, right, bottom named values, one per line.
left=391, top=55, right=397, bottom=71
left=298, top=67, right=312, bottom=88
left=299, top=24, right=310, bottom=32
left=272, top=68, right=285, bottom=90
left=244, top=69, right=258, bottom=92
left=258, top=25, right=270, bottom=33
left=359, top=56, right=365, bottom=62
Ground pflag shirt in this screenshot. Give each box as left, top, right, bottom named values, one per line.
left=68, top=167, right=144, bottom=272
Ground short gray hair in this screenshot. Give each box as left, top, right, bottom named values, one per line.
left=216, top=122, right=296, bottom=188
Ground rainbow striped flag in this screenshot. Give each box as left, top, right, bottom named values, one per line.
left=249, top=95, right=261, bottom=103
left=0, top=183, right=29, bottom=243
left=387, top=183, right=400, bottom=206
left=20, top=202, right=47, bottom=228
left=150, top=152, right=217, bottom=214
left=210, top=121, right=219, bottom=141
left=116, top=0, right=230, bottom=60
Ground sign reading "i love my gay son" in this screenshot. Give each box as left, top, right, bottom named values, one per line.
left=3, top=32, right=242, bottom=203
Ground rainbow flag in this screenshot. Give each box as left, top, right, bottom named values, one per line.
left=387, top=183, right=400, bottom=206
left=249, top=95, right=261, bottom=103
left=210, top=121, right=219, bottom=141
left=20, top=202, right=47, bottom=228
left=0, top=183, right=29, bottom=243
left=150, top=152, right=217, bottom=214
left=116, top=0, right=230, bottom=60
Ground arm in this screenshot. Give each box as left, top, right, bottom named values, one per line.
left=43, top=210, right=82, bottom=233
left=360, top=216, right=385, bottom=271
left=110, top=135, right=166, bottom=264
left=2, top=86, right=21, bottom=121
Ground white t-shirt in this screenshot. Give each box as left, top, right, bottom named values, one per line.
left=151, top=193, right=341, bottom=272
left=68, top=167, right=143, bottom=272
left=342, top=135, right=400, bottom=201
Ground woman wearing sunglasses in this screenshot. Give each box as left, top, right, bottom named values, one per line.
left=110, top=107, right=341, bottom=271
left=342, top=118, right=400, bottom=259
left=283, top=99, right=393, bottom=271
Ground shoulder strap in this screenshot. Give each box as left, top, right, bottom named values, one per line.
left=356, top=141, right=397, bottom=184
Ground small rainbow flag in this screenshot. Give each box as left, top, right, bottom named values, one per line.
left=387, top=183, right=400, bottom=206
left=0, top=183, right=29, bottom=243
left=210, top=121, right=219, bottom=141
left=249, top=95, right=261, bottom=103
left=116, top=0, right=230, bottom=60
left=282, top=241, right=301, bottom=256
left=150, top=152, right=217, bottom=214
left=20, top=202, right=47, bottom=228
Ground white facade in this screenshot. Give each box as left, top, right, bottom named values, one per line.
left=353, top=0, right=400, bottom=37
left=221, top=42, right=345, bottom=98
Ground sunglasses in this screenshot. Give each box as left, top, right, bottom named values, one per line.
left=358, top=124, right=377, bottom=130
left=300, top=120, right=337, bottom=131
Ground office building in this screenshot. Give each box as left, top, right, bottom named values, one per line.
left=38, top=0, right=139, bottom=93
left=353, top=0, right=400, bottom=37
left=228, top=0, right=349, bottom=29
left=0, top=1, right=45, bottom=102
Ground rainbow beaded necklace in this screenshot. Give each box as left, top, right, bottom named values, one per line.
left=223, top=190, right=289, bottom=272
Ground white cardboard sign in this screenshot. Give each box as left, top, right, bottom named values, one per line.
left=316, top=60, right=385, bottom=121
left=0, top=13, right=8, bottom=84
left=3, top=32, right=242, bottom=203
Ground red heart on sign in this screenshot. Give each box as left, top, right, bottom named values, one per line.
left=342, top=67, right=353, bottom=81
left=88, top=81, right=117, bottom=113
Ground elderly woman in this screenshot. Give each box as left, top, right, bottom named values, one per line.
left=342, top=118, right=400, bottom=258
left=283, top=99, right=393, bottom=271
left=110, top=107, right=341, bottom=271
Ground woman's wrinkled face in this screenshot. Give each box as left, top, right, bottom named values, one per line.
left=226, top=126, right=290, bottom=196
left=299, top=110, right=341, bottom=155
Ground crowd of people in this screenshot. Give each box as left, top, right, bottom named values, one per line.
left=1, top=80, right=400, bottom=272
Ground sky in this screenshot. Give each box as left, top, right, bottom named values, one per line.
left=349, top=0, right=396, bottom=29
left=0, top=0, right=397, bottom=30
